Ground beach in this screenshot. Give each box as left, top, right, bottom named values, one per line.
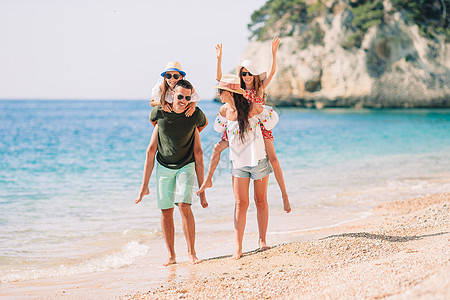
left=129, top=192, right=449, bottom=300
left=1, top=101, right=450, bottom=299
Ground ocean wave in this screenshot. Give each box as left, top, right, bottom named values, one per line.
left=0, top=241, right=149, bottom=283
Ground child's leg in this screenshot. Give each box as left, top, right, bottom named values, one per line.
left=264, top=139, right=291, bottom=213
left=193, top=128, right=208, bottom=208
left=196, top=140, right=229, bottom=194
left=134, top=125, right=158, bottom=204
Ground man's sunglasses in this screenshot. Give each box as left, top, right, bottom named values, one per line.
left=165, top=73, right=181, bottom=80
left=177, top=94, right=191, bottom=101
left=240, top=71, right=253, bottom=77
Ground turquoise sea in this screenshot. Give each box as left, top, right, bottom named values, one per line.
left=1, top=100, right=449, bottom=285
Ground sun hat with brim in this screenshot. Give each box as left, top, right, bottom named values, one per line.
left=213, top=74, right=245, bottom=94
left=238, top=60, right=266, bottom=81
left=160, top=61, right=186, bottom=77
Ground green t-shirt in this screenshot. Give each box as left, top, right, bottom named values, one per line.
left=150, top=106, right=206, bottom=169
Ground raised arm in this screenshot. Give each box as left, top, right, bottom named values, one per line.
left=215, top=43, right=223, bottom=82
left=262, top=37, right=280, bottom=89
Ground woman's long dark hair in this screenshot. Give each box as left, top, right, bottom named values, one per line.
left=233, top=92, right=251, bottom=143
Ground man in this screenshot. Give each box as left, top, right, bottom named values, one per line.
left=135, top=79, right=208, bottom=265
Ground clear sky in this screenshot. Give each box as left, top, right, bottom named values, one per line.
left=0, top=0, right=267, bottom=100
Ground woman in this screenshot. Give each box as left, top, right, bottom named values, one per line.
left=198, top=38, right=291, bottom=213
left=213, top=74, right=279, bottom=259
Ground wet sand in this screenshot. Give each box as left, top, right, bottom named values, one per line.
left=129, top=192, right=449, bottom=299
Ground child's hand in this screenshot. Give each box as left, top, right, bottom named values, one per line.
left=198, top=192, right=208, bottom=208
left=215, top=43, right=222, bottom=60
left=272, top=37, right=280, bottom=55
left=185, top=102, right=196, bottom=117
left=162, top=102, right=173, bottom=112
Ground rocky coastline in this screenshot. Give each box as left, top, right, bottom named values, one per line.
left=240, top=0, right=450, bottom=108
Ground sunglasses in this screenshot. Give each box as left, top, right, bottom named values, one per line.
left=240, top=71, right=253, bottom=77
left=177, top=94, right=191, bottom=101
left=165, top=73, right=181, bottom=80
left=218, top=89, right=230, bottom=95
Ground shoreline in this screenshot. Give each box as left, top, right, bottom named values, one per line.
left=212, top=98, right=450, bottom=109
left=1, top=192, right=448, bottom=299
left=130, top=192, right=449, bottom=299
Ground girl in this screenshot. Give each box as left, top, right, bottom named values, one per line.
left=135, top=61, right=207, bottom=207
left=212, top=74, right=279, bottom=258
left=198, top=38, right=290, bottom=213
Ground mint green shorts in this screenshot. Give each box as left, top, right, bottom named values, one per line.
left=156, top=161, right=195, bottom=210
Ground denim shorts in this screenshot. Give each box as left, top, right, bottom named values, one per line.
left=156, top=162, right=195, bottom=209
left=231, top=157, right=273, bottom=180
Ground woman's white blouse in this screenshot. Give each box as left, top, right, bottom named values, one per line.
left=151, top=77, right=200, bottom=103
left=214, top=106, right=279, bottom=169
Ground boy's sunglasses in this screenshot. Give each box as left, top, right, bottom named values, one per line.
left=177, top=94, right=191, bottom=101
left=240, top=71, right=253, bottom=77
left=165, top=73, right=181, bottom=80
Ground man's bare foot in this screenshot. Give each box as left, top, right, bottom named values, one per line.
left=189, top=254, right=202, bottom=265
left=259, top=240, right=270, bottom=251
left=134, top=186, right=149, bottom=204
left=283, top=193, right=291, bottom=213
left=162, top=257, right=176, bottom=266
left=196, top=178, right=213, bottom=195
left=232, top=250, right=243, bottom=260
left=198, top=192, right=208, bottom=208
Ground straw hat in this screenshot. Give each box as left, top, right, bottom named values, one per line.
left=213, top=74, right=245, bottom=94
left=238, top=60, right=266, bottom=81
left=160, top=61, right=186, bottom=77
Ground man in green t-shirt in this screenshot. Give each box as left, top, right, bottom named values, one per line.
left=146, top=79, right=207, bottom=266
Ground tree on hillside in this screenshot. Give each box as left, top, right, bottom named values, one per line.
left=248, top=0, right=450, bottom=43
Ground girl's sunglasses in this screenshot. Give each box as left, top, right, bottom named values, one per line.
left=165, top=73, right=181, bottom=80
left=177, top=94, right=191, bottom=101
left=240, top=71, right=253, bottom=77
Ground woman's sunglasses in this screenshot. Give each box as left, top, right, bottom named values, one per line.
left=177, top=94, right=191, bottom=101
left=240, top=71, right=253, bottom=77
left=165, top=73, right=181, bottom=80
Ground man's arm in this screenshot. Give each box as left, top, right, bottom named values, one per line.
left=197, top=115, right=208, bottom=133
left=149, top=107, right=159, bottom=127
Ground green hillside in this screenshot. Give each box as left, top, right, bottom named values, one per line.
left=248, top=0, right=450, bottom=47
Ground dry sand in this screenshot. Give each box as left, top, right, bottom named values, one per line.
left=128, top=192, right=449, bottom=299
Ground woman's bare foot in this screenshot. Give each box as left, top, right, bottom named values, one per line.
left=196, top=178, right=213, bottom=195
left=162, top=257, right=177, bottom=266
left=189, top=254, right=202, bottom=265
left=134, top=186, right=149, bottom=204
left=283, top=193, right=291, bottom=213
left=232, top=250, right=243, bottom=260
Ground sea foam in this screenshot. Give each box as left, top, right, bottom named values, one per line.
left=1, top=241, right=149, bottom=282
